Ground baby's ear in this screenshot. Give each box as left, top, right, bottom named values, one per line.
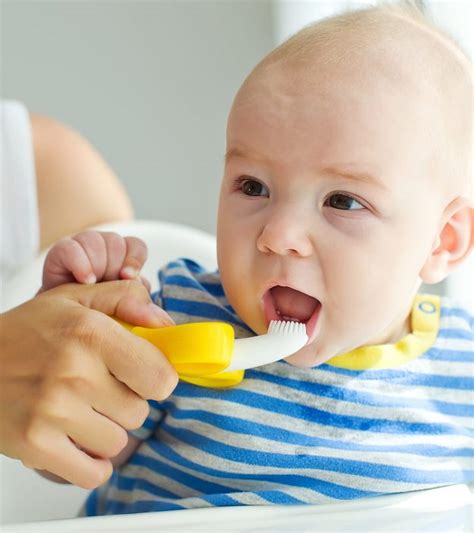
left=419, top=197, right=473, bottom=284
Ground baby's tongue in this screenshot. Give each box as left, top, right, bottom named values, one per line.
left=270, top=286, right=318, bottom=322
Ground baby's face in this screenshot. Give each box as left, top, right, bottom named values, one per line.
left=217, top=62, right=446, bottom=367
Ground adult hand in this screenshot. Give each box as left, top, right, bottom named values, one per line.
left=0, top=280, right=177, bottom=489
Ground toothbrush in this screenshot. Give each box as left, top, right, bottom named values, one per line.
left=118, top=319, right=308, bottom=388
left=225, top=320, right=308, bottom=371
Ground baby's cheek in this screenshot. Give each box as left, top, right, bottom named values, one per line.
left=221, top=276, right=263, bottom=334
left=326, top=211, right=375, bottom=234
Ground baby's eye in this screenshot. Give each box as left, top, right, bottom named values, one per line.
left=239, top=178, right=269, bottom=197
left=325, top=193, right=365, bottom=210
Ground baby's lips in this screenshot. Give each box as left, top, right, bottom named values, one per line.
left=148, top=302, right=175, bottom=327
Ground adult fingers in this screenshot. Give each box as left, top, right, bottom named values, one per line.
left=66, top=279, right=174, bottom=327
left=115, top=295, right=175, bottom=328
left=80, top=364, right=151, bottom=431
left=22, top=427, right=113, bottom=490
left=61, top=281, right=178, bottom=400
left=63, top=403, right=129, bottom=460
left=139, top=275, right=152, bottom=293
left=101, top=324, right=179, bottom=401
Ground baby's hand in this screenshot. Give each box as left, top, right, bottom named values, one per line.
left=41, top=231, right=149, bottom=291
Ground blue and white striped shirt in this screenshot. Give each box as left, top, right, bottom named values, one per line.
left=85, top=259, right=474, bottom=515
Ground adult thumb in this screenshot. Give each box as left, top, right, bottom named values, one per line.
left=59, top=280, right=175, bottom=328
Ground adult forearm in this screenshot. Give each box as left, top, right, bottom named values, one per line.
left=31, top=113, right=133, bottom=250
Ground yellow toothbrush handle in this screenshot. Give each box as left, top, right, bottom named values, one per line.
left=117, top=320, right=245, bottom=388
left=179, top=370, right=245, bottom=388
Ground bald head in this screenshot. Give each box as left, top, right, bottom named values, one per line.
left=233, top=2, right=472, bottom=203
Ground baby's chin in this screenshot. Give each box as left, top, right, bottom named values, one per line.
left=283, top=342, right=333, bottom=368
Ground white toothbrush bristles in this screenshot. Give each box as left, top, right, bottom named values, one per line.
left=226, top=319, right=309, bottom=371
left=268, top=320, right=306, bottom=336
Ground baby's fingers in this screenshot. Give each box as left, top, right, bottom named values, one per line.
left=42, top=238, right=96, bottom=290
left=120, top=237, right=148, bottom=280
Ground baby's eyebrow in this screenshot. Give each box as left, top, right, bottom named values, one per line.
left=323, top=166, right=389, bottom=191
left=224, top=147, right=269, bottom=166
left=225, top=147, right=389, bottom=192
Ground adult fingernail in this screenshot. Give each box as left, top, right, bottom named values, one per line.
left=149, top=303, right=175, bottom=326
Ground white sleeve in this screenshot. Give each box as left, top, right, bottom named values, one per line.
left=0, top=100, right=40, bottom=283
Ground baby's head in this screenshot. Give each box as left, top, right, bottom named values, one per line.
left=216, top=3, right=473, bottom=367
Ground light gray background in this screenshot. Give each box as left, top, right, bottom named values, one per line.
left=2, top=1, right=471, bottom=242
left=4, top=0, right=469, bottom=301
left=0, top=1, right=472, bottom=526
left=1, top=1, right=275, bottom=235
left=2, top=1, right=471, bottom=302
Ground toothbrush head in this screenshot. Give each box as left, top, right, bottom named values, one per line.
left=267, top=319, right=307, bottom=337
left=225, top=319, right=309, bottom=371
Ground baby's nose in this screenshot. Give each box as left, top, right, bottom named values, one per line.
left=256, top=209, right=313, bottom=258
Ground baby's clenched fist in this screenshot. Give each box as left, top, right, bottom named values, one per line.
left=42, top=230, right=149, bottom=291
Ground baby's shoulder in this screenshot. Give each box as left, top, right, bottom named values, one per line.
left=156, top=257, right=222, bottom=296
left=154, top=258, right=251, bottom=336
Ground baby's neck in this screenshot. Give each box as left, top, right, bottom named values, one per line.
left=366, top=304, right=413, bottom=347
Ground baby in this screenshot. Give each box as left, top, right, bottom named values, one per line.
left=41, top=3, right=473, bottom=515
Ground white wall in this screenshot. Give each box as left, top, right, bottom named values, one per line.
left=425, top=0, right=473, bottom=58
left=273, top=0, right=374, bottom=43
left=1, top=2, right=274, bottom=525
left=2, top=1, right=274, bottom=235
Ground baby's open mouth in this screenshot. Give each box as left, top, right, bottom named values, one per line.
left=262, top=286, right=322, bottom=341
